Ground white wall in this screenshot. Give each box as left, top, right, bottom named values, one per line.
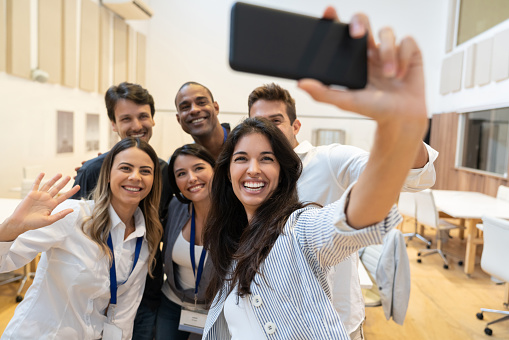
left=0, top=0, right=449, bottom=198
left=435, top=18, right=509, bottom=114
left=145, top=0, right=449, bottom=158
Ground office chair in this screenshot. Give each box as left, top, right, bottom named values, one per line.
left=496, top=185, right=509, bottom=202
left=475, top=215, right=509, bottom=336
left=398, top=192, right=431, bottom=248
left=414, top=189, right=463, bottom=269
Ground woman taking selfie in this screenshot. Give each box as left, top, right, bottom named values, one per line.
left=0, top=137, right=163, bottom=340
left=156, top=144, right=216, bottom=339
left=202, top=9, right=429, bottom=339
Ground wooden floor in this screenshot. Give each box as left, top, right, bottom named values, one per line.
left=1, top=220, right=508, bottom=339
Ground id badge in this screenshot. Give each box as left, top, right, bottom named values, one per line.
left=178, top=306, right=207, bottom=334
left=103, top=322, right=123, bottom=340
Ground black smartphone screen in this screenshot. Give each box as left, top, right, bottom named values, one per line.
left=229, top=2, right=367, bottom=89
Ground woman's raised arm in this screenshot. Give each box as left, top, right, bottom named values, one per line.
left=0, top=173, right=80, bottom=242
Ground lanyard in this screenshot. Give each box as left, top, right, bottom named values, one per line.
left=107, top=232, right=143, bottom=305
left=190, top=206, right=207, bottom=305
left=222, top=126, right=228, bottom=143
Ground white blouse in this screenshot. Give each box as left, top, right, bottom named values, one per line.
left=0, top=200, right=150, bottom=340
left=224, top=286, right=266, bottom=339
left=162, top=231, right=207, bottom=309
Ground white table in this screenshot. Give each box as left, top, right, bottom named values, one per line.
left=432, top=190, right=509, bottom=275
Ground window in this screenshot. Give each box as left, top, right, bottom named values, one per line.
left=457, top=0, right=509, bottom=45
left=313, top=129, right=345, bottom=146
left=459, top=107, right=509, bottom=177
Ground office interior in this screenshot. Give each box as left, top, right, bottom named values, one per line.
left=1, top=0, right=509, bottom=339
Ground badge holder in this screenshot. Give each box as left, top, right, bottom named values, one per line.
left=178, top=304, right=207, bottom=334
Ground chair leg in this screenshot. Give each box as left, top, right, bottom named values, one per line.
left=479, top=309, right=509, bottom=326
left=404, top=220, right=431, bottom=247
left=504, top=284, right=509, bottom=308
left=486, top=314, right=509, bottom=327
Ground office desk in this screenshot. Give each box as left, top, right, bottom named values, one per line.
left=432, top=190, right=509, bottom=276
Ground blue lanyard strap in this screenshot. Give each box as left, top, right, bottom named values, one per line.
left=222, top=126, right=228, bottom=144
left=107, top=232, right=143, bottom=305
left=190, top=206, right=207, bottom=298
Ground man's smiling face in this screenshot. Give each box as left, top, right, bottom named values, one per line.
left=175, top=84, right=220, bottom=138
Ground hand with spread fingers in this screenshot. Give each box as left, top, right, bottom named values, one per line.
left=299, top=8, right=428, bottom=228
left=0, top=173, right=80, bottom=241
left=298, top=7, right=428, bottom=131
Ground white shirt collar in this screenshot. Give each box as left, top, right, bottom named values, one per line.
left=108, top=204, right=147, bottom=241
left=293, top=140, right=314, bottom=155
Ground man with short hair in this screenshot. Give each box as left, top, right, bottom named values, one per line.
left=174, top=82, right=229, bottom=159
left=248, top=82, right=438, bottom=339
left=71, top=82, right=172, bottom=340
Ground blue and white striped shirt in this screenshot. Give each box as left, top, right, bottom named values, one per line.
left=203, top=185, right=402, bottom=339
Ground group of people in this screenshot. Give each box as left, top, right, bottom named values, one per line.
left=0, top=8, right=437, bottom=340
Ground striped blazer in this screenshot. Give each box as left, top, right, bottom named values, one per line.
left=202, top=190, right=402, bottom=339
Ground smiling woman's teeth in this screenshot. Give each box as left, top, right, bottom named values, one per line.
left=124, top=186, right=141, bottom=192
left=188, top=184, right=205, bottom=192
left=244, top=182, right=264, bottom=192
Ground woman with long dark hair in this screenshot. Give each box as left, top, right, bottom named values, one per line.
left=202, top=10, right=428, bottom=339
left=156, top=144, right=216, bottom=339
left=0, top=137, right=163, bottom=340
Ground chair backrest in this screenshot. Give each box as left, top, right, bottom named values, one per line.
left=413, top=189, right=439, bottom=229
left=481, top=215, right=509, bottom=282
left=496, top=185, right=509, bottom=202
left=397, top=192, right=416, bottom=218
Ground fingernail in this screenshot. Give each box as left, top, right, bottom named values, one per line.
left=384, top=62, right=396, bottom=77
left=351, top=21, right=363, bottom=37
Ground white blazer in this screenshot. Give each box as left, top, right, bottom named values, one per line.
left=203, top=189, right=402, bottom=339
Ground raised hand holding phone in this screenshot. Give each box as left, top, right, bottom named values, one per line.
left=229, top=2, right=367, bottom=89
left=299, top=8, right=428, bottom=228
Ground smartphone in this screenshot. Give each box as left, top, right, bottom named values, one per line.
left=229, top=2, right=367, bottom=89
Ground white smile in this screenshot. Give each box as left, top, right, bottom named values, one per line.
left=191, top=117, right=205, bottom=124
left=130, top=132, right=145, bottom=138
left=123, top=186, right=142, bottom=192
left=243, top=181, right=265, bottom=192
left=188, top=184, right=205, bottom=192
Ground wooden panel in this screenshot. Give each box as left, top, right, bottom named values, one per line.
left=38, top=0, right=62, bottom=84
left=430, top=112, right=509, bottom=195
left=98, top=5, right=111, bottom=94
left=113, top=15, right=128, bottom=85
left=491, top=28, right=509, bottom=82
left=6, top=0, right=30, bottom=79
left=136, top=32, right=146, bottom=86
left=430, top=113, right=459, bottom=189
left=79, top=0, right=99, bottom=92
left=62, top=0, right=77, bottom=87
left=0, top=0, right=6, bottom=72
left=474, top=38, right=493, bottom=86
